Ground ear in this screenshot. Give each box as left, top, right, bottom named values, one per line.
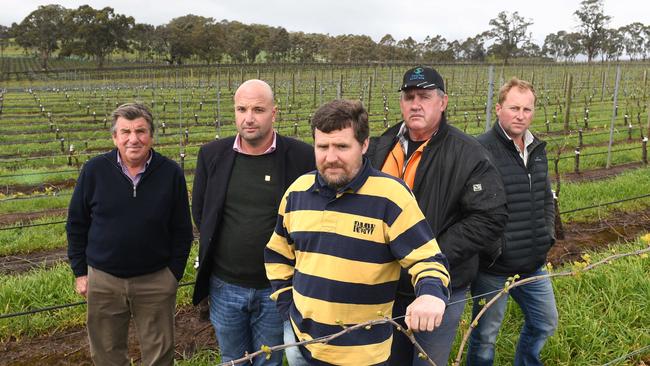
left=440, top=94, right=449, bottom=112
left=361, top=138, right=369, bottom=155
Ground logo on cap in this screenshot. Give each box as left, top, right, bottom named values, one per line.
left=410, top=67, right=425, bottom=81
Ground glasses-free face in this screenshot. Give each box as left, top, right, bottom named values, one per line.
left=314, top=126, right=368, bottom=191
left=399, top=88, right=448, bottom=141
left=234, top=83, right=276, bottom=152
left=112, top=117, right=153, bottom=167
left=495, top=88, right=536, bottom=141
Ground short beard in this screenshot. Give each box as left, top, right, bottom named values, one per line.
left=323, top=175, right=351, bottom=191
left=319, top=163, right=354, bottom=191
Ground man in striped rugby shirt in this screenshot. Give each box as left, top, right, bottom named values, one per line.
left=265, top=99, right=450, bottom=365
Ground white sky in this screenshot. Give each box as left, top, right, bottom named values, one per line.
left=1, top=0, right=649, bottom=46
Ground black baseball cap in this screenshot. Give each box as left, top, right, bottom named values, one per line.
left=399, top=66, right=445, bottom=92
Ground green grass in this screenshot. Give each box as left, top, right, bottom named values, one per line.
left=1, top=234, right=648, bottom=364
left=0, top=215, right=66, bottom=255
left=473, top=240, right=649, bottom=365
left=0, top=191, right=71, bottom=214
left=558, top=166, right=650, bottom=222
left=0, top=243, right=199, bottom=340
left=0, top=166, right=79, bottom=187
left=0, top=262, right=87, bottom=341
left=175, top=239, right=650, bottom=365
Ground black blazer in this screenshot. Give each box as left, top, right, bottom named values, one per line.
left=191, top=134, right=315, bottom=304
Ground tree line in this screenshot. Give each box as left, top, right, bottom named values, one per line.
left=1, top=0, right=649, bottom=70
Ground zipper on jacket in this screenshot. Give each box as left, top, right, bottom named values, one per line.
left=105, top=151, right=153, bottom=199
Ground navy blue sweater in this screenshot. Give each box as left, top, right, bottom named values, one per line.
left=67, top=149, right=194, bottom=280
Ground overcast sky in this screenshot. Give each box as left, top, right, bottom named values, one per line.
left=2, top=0, right=649, bottom=45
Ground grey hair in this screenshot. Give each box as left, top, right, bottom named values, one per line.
left=111, top=103, right=154, bottom=136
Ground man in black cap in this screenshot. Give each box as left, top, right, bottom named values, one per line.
left=367, top=66, right=508, bottom=366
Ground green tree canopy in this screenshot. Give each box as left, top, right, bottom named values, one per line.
left=574, top=0, right=610, bottom=62
left=13, top=4, right=68, bottom=69
left=61, top=5, right=134, bottom=67
left=486, top=11, right=533, bottom=64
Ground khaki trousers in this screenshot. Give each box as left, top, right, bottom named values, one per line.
left=87, top=266, right=178, bottom=366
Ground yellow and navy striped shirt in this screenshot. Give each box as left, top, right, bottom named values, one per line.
left=265, top=159, right=450, bottom=365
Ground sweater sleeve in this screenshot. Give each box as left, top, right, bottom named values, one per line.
left=264, top=192, right=295, bottom=321
left=168, top=166, right=194, bottom=281
left=66, top=167, right=91, bottom=277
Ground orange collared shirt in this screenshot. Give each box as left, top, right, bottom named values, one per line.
left=381, top=139, right=428, bottom=189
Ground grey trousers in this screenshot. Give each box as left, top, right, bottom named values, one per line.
left=86, top=266, right=178, bottom=366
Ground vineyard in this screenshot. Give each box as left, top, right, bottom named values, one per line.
left=0, top=62, right=649, bottom=365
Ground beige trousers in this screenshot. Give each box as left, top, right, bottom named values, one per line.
left=86, top=266, right=178, bottom=366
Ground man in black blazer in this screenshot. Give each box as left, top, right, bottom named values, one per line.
left=191, top=79, right=314, bottom=365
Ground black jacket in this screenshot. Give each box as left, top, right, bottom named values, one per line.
left=477, top=123, right=555, bottom=275
left=191, top=134, right=315, bottom=305
left=67, top=149, right=193, bottom=281
left=368, top=118, right=508, bottom=292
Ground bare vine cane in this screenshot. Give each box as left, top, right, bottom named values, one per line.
left=452, top=246, right=650, bottom=366
left=216, top=315, right=438, bottom=366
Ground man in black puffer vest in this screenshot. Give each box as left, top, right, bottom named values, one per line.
left=467, top=78, right=558, bottom=366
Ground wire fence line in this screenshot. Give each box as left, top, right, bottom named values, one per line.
left=0, top=285, right=510, bottom=322
left=600, top=345, right=650, bottom=366
left=2, top=193, right=649, bottom=232
left=0, top=281, right=196, bottom=320
left=0, top=232, right=649, bottom=364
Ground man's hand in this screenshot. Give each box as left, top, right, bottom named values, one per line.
left=404, top=295, right=446, bottom=332
left=75, top=275, right=88, bottom=298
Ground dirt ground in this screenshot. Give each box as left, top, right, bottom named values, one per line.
left=1, top=306, right=216, bottom=366
left=1, top=207, right=649, bottom=365
left=1, top=163, right=648, bottom=365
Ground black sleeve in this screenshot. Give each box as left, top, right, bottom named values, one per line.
left=66, top=167, right=91, bottom=277
left=437, top=157, right=508, bottom=268
left=544, top=174, right=556, bottom=243
left=192, top=146, right=208, bottom=230
left=169, top=167, right=194, bottom=281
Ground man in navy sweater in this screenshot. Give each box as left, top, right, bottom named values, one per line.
left=67, top=103, right=193, bottom=366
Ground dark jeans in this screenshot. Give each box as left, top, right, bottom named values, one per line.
left=209, top=275, right=284, bottom=366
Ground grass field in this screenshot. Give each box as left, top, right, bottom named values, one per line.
left=1, top=60, right=649, bottom=365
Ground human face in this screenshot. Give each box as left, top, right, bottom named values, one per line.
left=496, top=87, right=535, bottom=141
left=111, top=117, right=153, bottom=168
left=399, top=88, right=448, bottom=141
left=234, top=82, right=276, bottom=153
left=314, top=126, right=369, bottom=190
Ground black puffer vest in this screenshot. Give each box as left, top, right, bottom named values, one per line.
left=477, top=123, right=555, bottom=276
